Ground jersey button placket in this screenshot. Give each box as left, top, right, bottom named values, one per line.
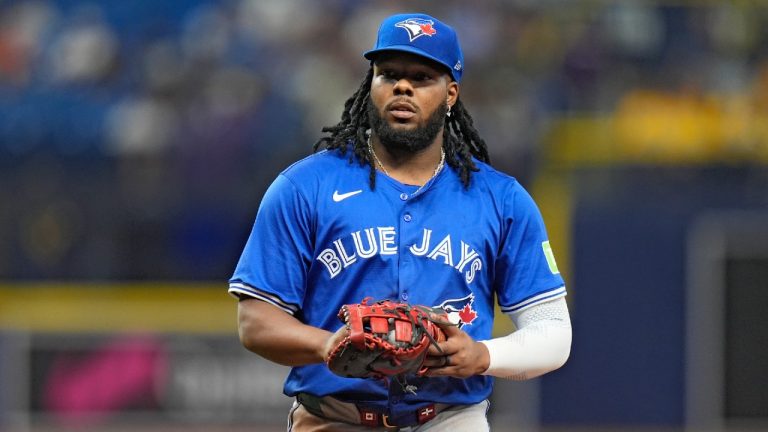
left=398, top=192, right=413, bottom=306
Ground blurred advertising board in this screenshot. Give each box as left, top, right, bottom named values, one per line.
left=0, top=331, right=291, bottom=430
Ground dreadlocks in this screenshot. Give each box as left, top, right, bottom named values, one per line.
left=313, top=67, right=490, bottom=189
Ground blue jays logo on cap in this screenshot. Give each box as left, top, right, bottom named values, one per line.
left=364, top=13, right=465, bottom=82
left=395, top=18, right=437, bottom=42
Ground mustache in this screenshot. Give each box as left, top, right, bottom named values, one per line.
left=385, top=98, right=418, bottom=113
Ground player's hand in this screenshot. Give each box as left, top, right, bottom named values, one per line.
left=422, top=323, right=490, bottom=378
left=321, top=325, right=349, bottom=363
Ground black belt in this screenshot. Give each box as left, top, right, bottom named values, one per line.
left=297, top=392, right=456, bottom=429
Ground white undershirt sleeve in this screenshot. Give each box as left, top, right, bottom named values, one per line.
left=480, top=296, right=572, bottom=380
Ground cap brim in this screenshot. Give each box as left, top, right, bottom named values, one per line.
left=364, top=45, right=457, bottom=81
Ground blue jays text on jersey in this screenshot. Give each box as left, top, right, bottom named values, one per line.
left=316, top=226, right=483, bottom=283
left=229, top=147, right=566, bottom=410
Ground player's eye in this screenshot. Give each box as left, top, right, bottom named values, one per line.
left=412, top=72, right=430, bottom=81
left=379, top=69, right=398, bottom=80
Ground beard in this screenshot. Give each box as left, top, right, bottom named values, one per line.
left=367, top=98, right=447, bottom=154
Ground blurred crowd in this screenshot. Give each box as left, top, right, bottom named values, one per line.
left=1, top=0, right=768, bottom=280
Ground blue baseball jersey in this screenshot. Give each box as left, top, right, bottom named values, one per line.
left=229, top=148, right=565, bottom=412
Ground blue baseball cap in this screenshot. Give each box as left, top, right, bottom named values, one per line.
left=364, top=13, right=464, bottom=82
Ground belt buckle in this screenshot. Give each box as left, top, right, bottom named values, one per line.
left=359, top=410, right=399, bottom=430
left=381, top=414, right=399, bottom=429
left=359, top=403, right=438, bottom=429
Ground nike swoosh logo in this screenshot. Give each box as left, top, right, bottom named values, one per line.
left=333, top=189, right=363, bottom=202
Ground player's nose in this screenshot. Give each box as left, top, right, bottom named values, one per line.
left=392, top=78, right=414, bottom=96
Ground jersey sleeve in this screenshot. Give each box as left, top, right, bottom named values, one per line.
left=494, top=183, right=566, bottom=314
left=228, top=173, right=313, bottom=315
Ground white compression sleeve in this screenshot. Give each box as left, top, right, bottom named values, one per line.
left=480, top=297, right=572, bottom=380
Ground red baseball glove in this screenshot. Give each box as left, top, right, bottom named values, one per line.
left=326, top=298, right=452, bottom=380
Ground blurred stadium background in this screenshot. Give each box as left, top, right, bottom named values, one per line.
left=0, top=0, right=767, bottom=431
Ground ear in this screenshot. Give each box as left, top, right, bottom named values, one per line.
left=446, top=81, right=459, bottom=109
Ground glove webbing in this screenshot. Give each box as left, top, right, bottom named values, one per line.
left=380, top=303, right=447, bottom=353
left=378, top=303, right=454, bottom=395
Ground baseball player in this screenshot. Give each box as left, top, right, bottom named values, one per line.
left=230, top=13, right=572, bottom=431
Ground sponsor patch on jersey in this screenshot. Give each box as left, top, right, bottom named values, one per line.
left=395, top=18, right=437, bottom=42
left=542, top=240, right=560, bottom=274
left=435, top=293, right=478, bottom=328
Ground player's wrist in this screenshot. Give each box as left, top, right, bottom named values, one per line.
left=478, top=339, right=499, bottom=376
left=474, top=341, right=491, bottom=374
left=320, top=327, right=344, bottom=363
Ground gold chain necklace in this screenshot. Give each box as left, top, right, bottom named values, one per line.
left=368, top=137, right=445, bottom=195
